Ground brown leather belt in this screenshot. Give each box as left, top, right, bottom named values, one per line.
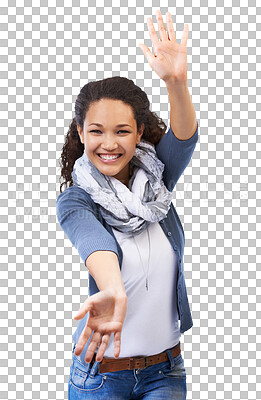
left=97, top=342, right=181, bottom=373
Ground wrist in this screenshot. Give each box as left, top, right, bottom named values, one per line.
left=103, top=287, right=127, bottom=305
left=164, top=76, right=188, bottom=90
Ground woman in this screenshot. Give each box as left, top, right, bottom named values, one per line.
left=57, top=10, right=198, bottom=399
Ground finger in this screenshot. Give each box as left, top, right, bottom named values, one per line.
left=147, top=16, right=160, bottom=55
left=181, top=23, right=189, bottom=47
left=85, top=331, right=101, bottom=363
left=74, top=325, right=93, bottom=356
left=138, top=43, right=155, bottom=67
left=156, top=10, right=168, bottom=42
left=73, top=297, right=93, bottom=320
left=95, top=333, right=110, bottom=362
left=113, top=331, right=122, bottom=359
left=166, top=11, right=176, bottom=41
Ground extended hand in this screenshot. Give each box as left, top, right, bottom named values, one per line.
left=138, top=10, right=189, bottom=83
left=73, top=288, right=127, bottom=363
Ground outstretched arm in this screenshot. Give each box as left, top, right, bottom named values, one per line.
left=56, top=187, right=127, bottom=362
left=138, top=10, right=197, bottom=140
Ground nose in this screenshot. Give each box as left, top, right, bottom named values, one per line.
left=101, top=134, right=119, bottom=151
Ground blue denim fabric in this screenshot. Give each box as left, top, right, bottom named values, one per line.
left=68, top=343, right=187, bottom=399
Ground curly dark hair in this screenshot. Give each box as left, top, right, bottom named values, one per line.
left=58, top=76, right=167, bottom=193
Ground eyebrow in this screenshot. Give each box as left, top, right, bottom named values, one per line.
left=88, top=123, right=132, bottom=128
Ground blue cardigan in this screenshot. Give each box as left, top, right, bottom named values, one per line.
left=56, top=122, right=199, bottom=365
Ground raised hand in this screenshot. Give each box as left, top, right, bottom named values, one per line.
left=73, top=288, right=127, bottom=363
left=138, top=10, right=189, bottom=83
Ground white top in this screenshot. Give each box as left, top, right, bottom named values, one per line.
left=103, top=221, right=181, bottom=358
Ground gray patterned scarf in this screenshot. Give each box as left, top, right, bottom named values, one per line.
left=71, top=140, right=173, bottom=235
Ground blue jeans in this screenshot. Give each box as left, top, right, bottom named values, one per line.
left=68, top=343, right=187, bottom=399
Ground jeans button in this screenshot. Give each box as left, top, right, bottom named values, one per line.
left=167, top=231, right=172, bottom=236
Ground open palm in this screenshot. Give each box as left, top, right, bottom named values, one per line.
left=139, top=10, right=189, bottom=83
left=73, top=289, right=127, bottom=363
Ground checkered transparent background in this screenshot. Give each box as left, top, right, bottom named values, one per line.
left=1, top=0, right=260, bottom=399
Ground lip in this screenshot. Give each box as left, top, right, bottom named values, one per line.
left=97, top=153, right=122, bottom=163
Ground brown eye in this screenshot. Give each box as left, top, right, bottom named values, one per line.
left=90, top=130, right=130, bottom=134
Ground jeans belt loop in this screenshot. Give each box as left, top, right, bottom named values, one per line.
left=145, top=356, right=149, bottom=368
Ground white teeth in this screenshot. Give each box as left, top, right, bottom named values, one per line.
left=99, top=154, right=120, bottom=160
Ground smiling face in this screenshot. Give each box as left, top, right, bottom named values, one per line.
left=77, top=98, right=144, bottom=186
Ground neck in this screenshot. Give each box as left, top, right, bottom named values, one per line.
left=119, top=176, right=130, bottom=187
left=114, top=163, right=133, bottom=187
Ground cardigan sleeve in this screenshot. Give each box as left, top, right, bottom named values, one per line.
left=56, top=185, right=119, bottom=266
left=155, top=121, right=199, bottom=192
